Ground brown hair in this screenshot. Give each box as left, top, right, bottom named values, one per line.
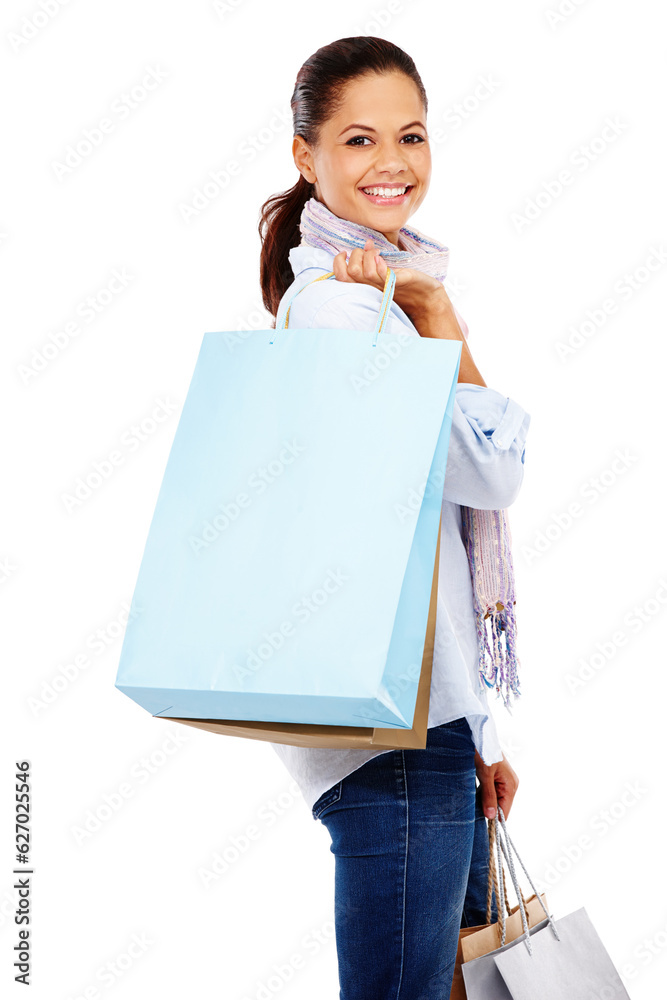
left=257, top=36, right=428, bottom=323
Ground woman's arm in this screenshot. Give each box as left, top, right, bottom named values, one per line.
left=404, top=292, right=487, bottom=387
left=400, top=279, right=530, bottom=510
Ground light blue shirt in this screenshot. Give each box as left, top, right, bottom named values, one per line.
left=269, top=246, right=531, bottom=813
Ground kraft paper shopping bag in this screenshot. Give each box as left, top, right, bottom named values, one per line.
left=115, top=267, right=461, bottom=747
left=451, top=896, right=551, bottom=999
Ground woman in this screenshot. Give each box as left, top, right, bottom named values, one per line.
left=258, top=37, right=529, bottom=998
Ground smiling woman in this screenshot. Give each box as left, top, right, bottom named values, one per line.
left=293, top=70, right=431, bottom=241
left=257, top=36, right=529, bottom=998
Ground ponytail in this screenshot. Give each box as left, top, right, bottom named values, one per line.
left=258, top=174, right=313, bottom=324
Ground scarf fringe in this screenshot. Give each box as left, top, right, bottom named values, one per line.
left=475, top=599, right=521, bottom=712
left=460, top=505, right=521, bottom=714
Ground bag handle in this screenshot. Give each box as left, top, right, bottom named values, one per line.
left=493, top=806, right=561, bottom=955
left=486, top=814, right=517, bottom=925
left=271, top=266, right=397, bottom=347
left=487, top=812, right=536, bottom=950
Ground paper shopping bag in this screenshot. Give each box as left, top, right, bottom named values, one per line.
left=450, top=806, right=549, bottom=999
left=461, top=895, right=550, bottom=964
left=115, top=267, right=462, bottom=747
left=450, top=927, right=482, bottom=1000
left=493, top=908, right=631, bottom=1000
left=450, top=896, right=551, bottom=999
left=462, top=810, right=630, bottom=1000
left=461, top=918, right=552, bottom=999
left=158, top=508, right=441, bottom=749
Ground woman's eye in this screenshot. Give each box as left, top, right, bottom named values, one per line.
left=346, top=134, right=426, bottom=146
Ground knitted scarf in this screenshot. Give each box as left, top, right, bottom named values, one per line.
left=297, top=196, right=521, bottom=710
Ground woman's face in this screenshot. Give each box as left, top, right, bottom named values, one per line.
left=293, top=71, right=431, bottom=248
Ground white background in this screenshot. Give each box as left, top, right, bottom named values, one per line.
left=2, top=0, right=665, bottom=997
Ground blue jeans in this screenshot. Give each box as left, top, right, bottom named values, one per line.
left=311, top=717, right=498, bottom=998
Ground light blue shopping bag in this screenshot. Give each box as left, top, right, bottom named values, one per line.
left=115, top=267, right=462, bottom=744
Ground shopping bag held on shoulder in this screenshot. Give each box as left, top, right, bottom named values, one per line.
left=115, top=266, right=462, bottom=748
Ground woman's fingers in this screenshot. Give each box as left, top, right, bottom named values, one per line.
left=332, top=249, right=352, bottom=282
left=362, top=239, right=379, bottom=280
left=346, top=243, right=371, bottom=281
left=474, top=753, right=520, bottom=822
left=478, top=771, right=499, bottom=820
left=332, top=239, right=385, bottom=286
left=495, top=760, right=520, bottom=821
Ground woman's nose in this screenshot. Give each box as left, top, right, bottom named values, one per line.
left=372, top=146, right=411, bottom=174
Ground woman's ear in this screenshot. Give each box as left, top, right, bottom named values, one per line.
left=292, top=135, right=316, bottom=184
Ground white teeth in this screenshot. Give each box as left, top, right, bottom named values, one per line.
left=362, top=186, right=409, bottom=197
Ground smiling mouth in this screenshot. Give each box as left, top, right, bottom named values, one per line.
left=359, top=184, right=414, bottom=202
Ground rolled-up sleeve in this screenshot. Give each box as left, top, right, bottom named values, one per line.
left=443, top=384, right=531, bottom=509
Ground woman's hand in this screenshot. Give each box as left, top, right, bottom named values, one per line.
left=331, top=236, right=484, bottom=380
left=331, top=237, right=450, bottom=323
left=474, top=750, right=519, bottom=821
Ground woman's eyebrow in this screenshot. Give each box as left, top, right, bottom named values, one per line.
left=338, top=120, right=426, bottom=136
